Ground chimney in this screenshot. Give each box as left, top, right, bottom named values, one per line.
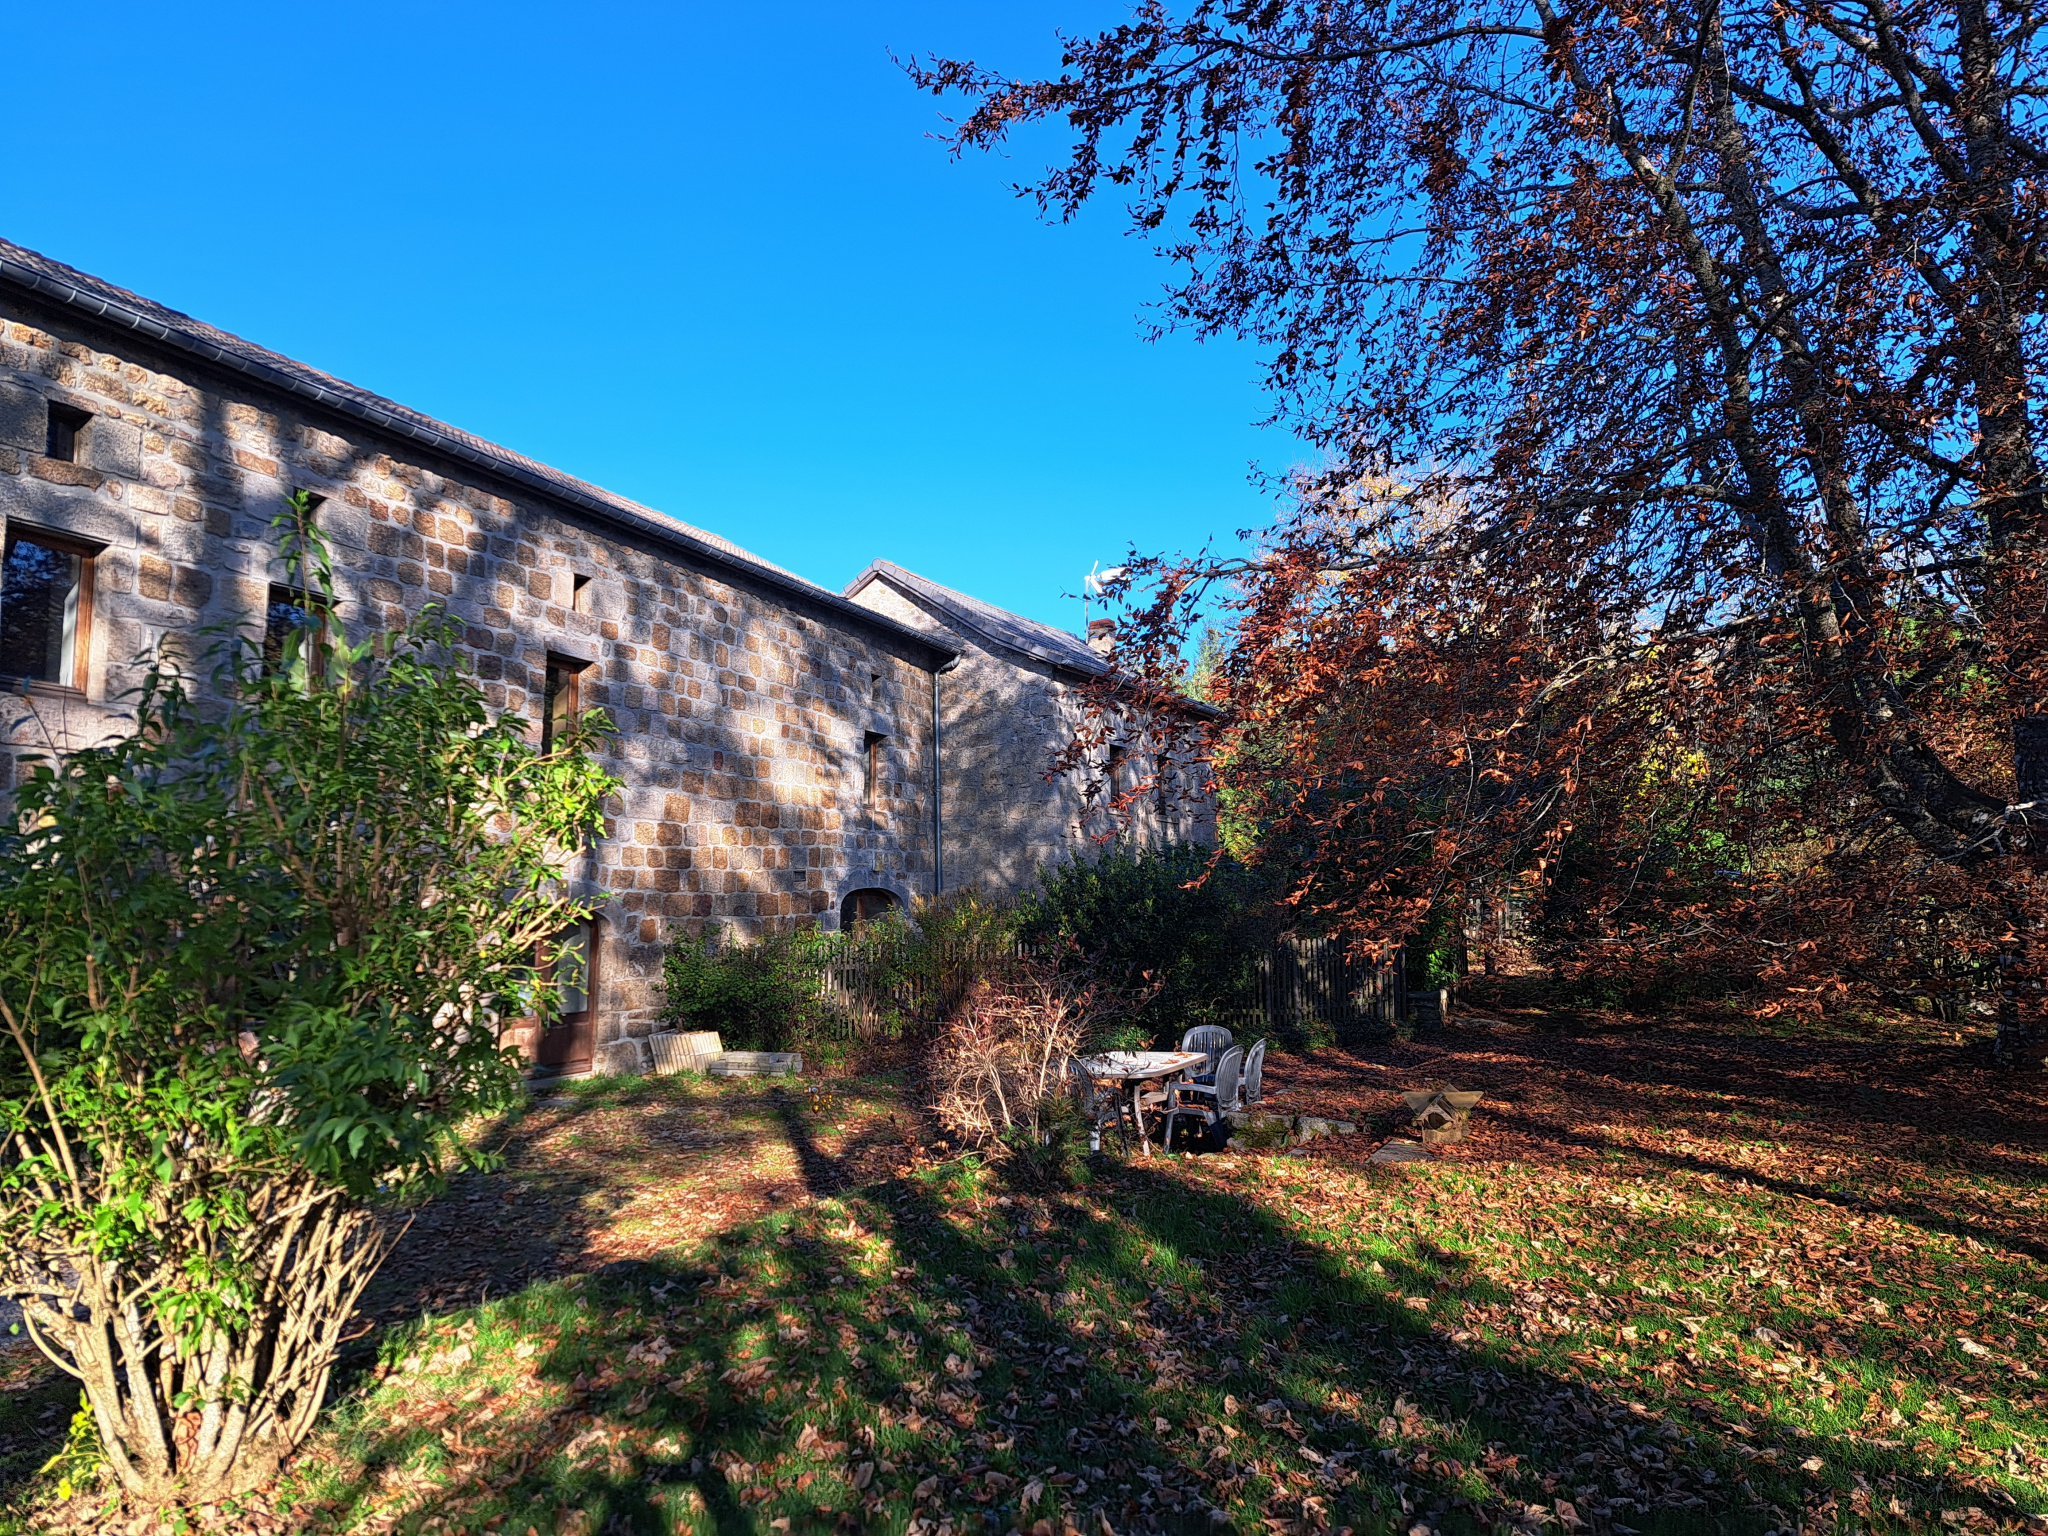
left=1087, top=619, right=1115, bottom=657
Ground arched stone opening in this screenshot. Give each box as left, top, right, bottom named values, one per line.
left=840, top=887, right=900, bottom=930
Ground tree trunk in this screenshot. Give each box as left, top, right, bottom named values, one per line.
left=12, top=1185, right=392, bottom=1504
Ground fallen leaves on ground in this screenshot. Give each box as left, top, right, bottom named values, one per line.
left=8, top=1015, right=2046, bottom=1536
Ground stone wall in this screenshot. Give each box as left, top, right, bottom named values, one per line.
left=0, top=291, right=945, bottom=1075
left=847, top=577, right=1208, bottom=898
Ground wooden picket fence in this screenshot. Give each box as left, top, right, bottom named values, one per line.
left=805, top=930, right=1403, bottom=1043
left=810, top=931, right=1029, bottom=1039
left=1261, top=933, right=1406, bottom=1040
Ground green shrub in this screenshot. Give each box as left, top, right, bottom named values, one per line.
left=657, top=924, right=830, bottom=1051
left=901, top=887, right=1021, bottom=1021
left=1017, top=842, right=1283, bottom=1048
left=1405, top=898, right=1467, bottom=991
left=999, top=1091, right=1091, bottom=1191
left=0, top=493, right=615, bottom=1505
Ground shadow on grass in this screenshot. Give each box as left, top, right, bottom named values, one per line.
left=1297, top=1024, right=2045, bottom=1266
left=276, top=1081, right=2043, bottom=1536
left=349, top=1074, right=859, bottom=1333
left=1474, top=1101, right=2048, bottom=1267
left=0, top=1348, right=76, bottom=1516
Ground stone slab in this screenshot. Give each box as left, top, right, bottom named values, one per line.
left=1293, top=1116, right=1360, bottom=1141
left=708, top=1050, right=803, bottom=1077
left=649, top=1029, right=723, bottom=1075
left=1369, top=1139, right=1430, bottom=1163
left=0, top=380, right=42, bottom=452
left=594, top=1038, right=649, bottom=1076
left=83, top=416, right=142, bottom=479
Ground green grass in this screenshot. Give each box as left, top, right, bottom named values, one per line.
left=9, top=1042, right=2045, bottom=1535
left=257, top=1131, right=2043, bottom=1535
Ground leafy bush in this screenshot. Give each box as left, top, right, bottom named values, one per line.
left=0, top=497, right=614, bottom=1505
left=657, top=925, right=830, bottom=1051
left=1017, top=842, right=1283, bottom=1047
left=897, top=887, right=1021, bottom=1022
left=1405, top=899, right=1467, bottom=991
left=999, top=1090, right=1092, bottom=1191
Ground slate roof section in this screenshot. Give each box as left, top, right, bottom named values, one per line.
left=845, top=559, right=1109, bottom=676
left=0, top=237, right=956, bottom=664
left=844, top=559, right=1226, bottom=720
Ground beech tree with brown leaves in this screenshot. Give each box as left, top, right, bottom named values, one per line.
left=912, top=0, right=2048, bottom=1061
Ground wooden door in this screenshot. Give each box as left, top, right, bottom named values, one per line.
left=535, top=918, right=598, bottom=1074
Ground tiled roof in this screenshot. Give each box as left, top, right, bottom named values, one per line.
left=844, top=560, right=1109, bottom=676
left=0, top=237, right=955, bottom=663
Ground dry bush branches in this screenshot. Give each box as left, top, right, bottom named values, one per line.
left=928, top=960, right=1108, bottom=1149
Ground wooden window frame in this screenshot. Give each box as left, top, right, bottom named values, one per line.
left=261, top=582, right=331, bottom=678
left=0, top=523, right=97, bottom=697
left=542, top=655, right=586, bottom=755
left=44, top=403, right=90, bottom=464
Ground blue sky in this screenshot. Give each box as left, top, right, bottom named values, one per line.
left=6, top=1, right=1301, bottom=638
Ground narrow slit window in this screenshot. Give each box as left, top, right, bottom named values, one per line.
left=863, top=730, right=887, bottom=807
left=571, top=573, right=592, bottom=615
left=262, top=584, right=329, bottom=677
left=542, top=657, right=585, bottom=754
left=1107, top=744, right=1127, bottom=799
left=44, top=403, right=90, bottom=464
left=0, top=528, right=94, bottom=690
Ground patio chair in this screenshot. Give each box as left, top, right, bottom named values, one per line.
left=1065, top=1056, right=1131, bottom=1154
left=1241, top=1039, right=1267, bottom=1107
left=1180, top=1024, right=1235, bottom=1073
left=1162, top=1045, right=1243, bottom=1151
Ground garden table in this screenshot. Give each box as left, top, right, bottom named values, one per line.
left=1077, top=1050, right=1208, bottom=1157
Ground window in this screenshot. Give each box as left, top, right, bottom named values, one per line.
left=863, top=730, right=887, bottom=807
left=556, top=920, right=593, bottom=1016
left=261, top=584, right=328, bottom=676
left=0, top=527, right=95, bottom=691
left=571, top=573, right=592, bottom=615
left=1107, top=744, right=1127, bottom=799
left=44, top=403, right=89, bottom=464
left=542, top=656, right=585, bottom=754
left=870, top=671, right=882, bottom=700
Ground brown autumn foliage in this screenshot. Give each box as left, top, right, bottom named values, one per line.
left=911, top=0, right=2048, bottom=1058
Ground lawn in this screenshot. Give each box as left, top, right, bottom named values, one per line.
left=5, top=1009, right=2045, bottom=1536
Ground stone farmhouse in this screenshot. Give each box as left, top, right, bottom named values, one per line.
left=0, top=238, right=1207, bottom=1077
left=846, top=560, right=1211, bottom=896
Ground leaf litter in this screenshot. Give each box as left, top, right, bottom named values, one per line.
left=8, top=1018, right=2045, bottom=1534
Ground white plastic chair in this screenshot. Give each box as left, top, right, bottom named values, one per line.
left=1065, top=1055, right=1131, bottom=1154
left=1241, top=1038, right=1267, bottom=1107
left=1179, top=1024, right=1235, bottom=1073
left=1162, top=1045, right=1243, bottom=1150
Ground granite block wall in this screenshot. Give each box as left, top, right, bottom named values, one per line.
left=0, top=295, right=941, bottom=1074
left=847, top=577, right=1207, bottom=898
